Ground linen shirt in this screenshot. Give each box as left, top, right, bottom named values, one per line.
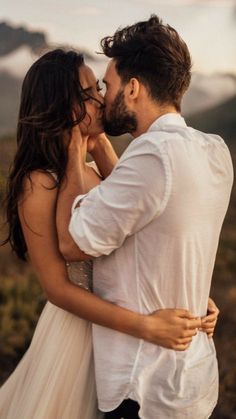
left=69, top=113, right=233, bottom=419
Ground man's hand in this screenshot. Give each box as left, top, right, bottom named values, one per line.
left=201, top=298, right=219, bottom=338
left=142, top=309, right=201, bottom=351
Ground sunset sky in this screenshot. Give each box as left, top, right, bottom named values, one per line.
left=1, top=0, right=236, bottom=73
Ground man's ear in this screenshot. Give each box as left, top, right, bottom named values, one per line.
left=126, top=78, right=140, bottom=100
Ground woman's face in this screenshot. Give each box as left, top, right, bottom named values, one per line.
left=78, top=64, right=104, bottom=136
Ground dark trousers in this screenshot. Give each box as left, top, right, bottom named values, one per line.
left=104, top=399, right=140, bottom=419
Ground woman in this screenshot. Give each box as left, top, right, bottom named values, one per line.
left=0, top=49, right=217, bottom=419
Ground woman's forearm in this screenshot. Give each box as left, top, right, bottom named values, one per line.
left=49, top=276, right=145, bottom=338
left=56, top=133, right=118, bottom=260
left=89, top=134, right=118, bottom=179
left=56, top=139, right=88, bottom=259
left=42, top=263, right=200, bottom=350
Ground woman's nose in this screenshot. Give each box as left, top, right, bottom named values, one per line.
left=98, top=91, right=104, bottom=103
left=97, top=92, right=105, bottom=108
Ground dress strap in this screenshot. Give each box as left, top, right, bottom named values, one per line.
left=86, top=161, right=102, bottom=178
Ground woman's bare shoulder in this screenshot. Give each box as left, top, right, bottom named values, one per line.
left=21, top=170, right=58, bottom=196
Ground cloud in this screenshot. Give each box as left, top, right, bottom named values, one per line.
left=73, top=6, right=102, bottom=16
left=129, top=0, right=235, bottom=5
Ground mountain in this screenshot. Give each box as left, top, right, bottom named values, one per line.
left=0, top=21, right=47, bottom=56
left=187, top=95, right=236, bottom=143
left=0, top=21, right=103, bottom=78
left=182, top=72, right=236, bottom=116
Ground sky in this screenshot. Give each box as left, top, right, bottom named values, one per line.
left=1, top=0, right=236, bottom=74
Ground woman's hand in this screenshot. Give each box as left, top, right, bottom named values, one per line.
left=87, top=133, right=118, bottom=178
left=201, top=298, right=219, bottom=338
left=141, top=309, right=201, bottom=351
left=68, top=122, right=86, bottom=154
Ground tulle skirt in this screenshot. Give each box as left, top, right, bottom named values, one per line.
left=0, top=301, right=104, bottom=419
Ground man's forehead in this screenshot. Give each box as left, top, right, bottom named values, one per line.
left=104, top=59, right=118, bottom=80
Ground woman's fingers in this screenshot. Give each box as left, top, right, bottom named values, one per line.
left=201, top=317, right=218, bottom=338
left=207, top=297, right=220, bottom=316
left=201, top=299, right=219, bottom=338
left=172, top=339, right=192, bottom=351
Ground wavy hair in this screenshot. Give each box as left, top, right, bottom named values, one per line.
left=2, top=49, right=87, bottom=260
left=101, top=15, right=192, bottom=111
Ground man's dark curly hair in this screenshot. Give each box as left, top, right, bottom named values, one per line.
left=101, top=15, right=192, bottom=111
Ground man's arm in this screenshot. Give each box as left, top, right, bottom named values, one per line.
left=68, top=138, right=168, bottom=258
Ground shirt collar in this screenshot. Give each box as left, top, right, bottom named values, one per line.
left=148, top=113, right=187, bottom=133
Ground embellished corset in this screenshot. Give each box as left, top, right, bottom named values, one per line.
left=66, top=260, right=93, bottom=292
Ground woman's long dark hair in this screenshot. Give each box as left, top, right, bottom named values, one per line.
left=2, top=49, right=87, bottom=261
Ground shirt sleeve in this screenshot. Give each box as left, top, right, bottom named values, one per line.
left=71, top=194, right=87, bottom=213
left=69, top=139, right=171, bottom=257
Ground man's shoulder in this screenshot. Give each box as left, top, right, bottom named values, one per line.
left=120, top=124, right=232, bottom=166
left=138, top=124, right=230, bottom=153
left=117, top=134, right=165, bottom=167
left=121, top=131, right=169, bottom=157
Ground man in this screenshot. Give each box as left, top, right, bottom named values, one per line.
left=57, top=15, right=233, bottom=419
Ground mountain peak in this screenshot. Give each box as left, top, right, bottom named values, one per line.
left=0, top=21, right=48, bottom=57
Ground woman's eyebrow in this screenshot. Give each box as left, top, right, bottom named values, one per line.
left=82, top=80, right=100, bottom=92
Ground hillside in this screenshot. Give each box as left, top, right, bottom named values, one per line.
left=0, top=72, right=21, bottom=135
left=187, top=95, right=236, bottom=142
left=182, top=72, right=236, bottom=117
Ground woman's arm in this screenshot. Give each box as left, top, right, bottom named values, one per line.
left=18, top=170, right=200, bottom=350
left=56, top=129, right=118, bottom=261
left=87, top=133, right=118, bottom=179
left=56, top=131, right=90, bottom=261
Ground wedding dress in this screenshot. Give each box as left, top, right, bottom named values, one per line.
left=0, top=260, right=103, bottom=419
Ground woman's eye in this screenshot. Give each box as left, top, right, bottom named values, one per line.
left=81, top=92, right=92, bottom=102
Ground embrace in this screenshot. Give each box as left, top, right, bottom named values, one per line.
left=0, top=15, right=233, bottom=419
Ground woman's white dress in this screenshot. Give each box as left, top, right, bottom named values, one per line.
left=0, top=260, right=104, bottom=419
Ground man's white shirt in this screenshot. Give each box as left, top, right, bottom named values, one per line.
left=69, top=113, right=233, bottom=419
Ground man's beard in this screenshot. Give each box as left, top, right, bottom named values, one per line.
left=103, top=90, right=138, bottom=136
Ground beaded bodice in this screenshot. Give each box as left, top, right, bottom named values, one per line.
left=66, top=260, right=93, bottom=292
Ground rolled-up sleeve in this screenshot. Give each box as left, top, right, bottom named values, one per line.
left=69, top=140, right=171, bottom=257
